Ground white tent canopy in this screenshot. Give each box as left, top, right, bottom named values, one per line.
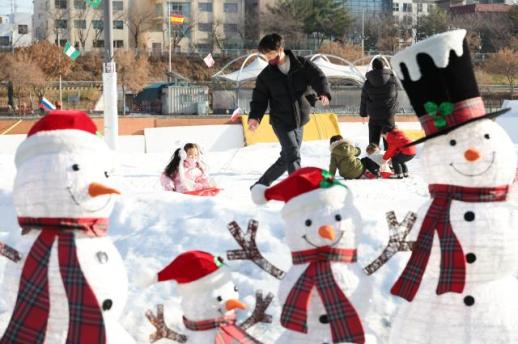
left=212, top=54, right=268, bottom=83
left=308, top=55, right=365, bottom=85
left=212, top=53, right=368, bottom=85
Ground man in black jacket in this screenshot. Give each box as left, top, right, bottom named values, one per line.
left=360, top=58, right=399, bottom=149
left=248, top=33, right=331, bottom=188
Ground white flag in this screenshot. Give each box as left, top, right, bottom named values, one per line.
left=203, top=53, right=215, bottom=68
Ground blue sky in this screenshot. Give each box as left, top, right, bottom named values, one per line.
left=0, top=0, right=33, bottom=16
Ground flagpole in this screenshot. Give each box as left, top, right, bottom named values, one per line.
left=168, top=12, right=172, bottom=76
left=58, top=31, right=62, bottom=106
left=102, top=0, right=118, bottom=150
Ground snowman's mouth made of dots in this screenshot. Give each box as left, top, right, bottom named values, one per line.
left=302, top=231, right=344, bottom=248
left=449, top=152, right=495, bottom=177
left=67, top=186, right=112, bottom=212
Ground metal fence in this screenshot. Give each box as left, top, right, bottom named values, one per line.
left=212, top=86, right=415, bottom=115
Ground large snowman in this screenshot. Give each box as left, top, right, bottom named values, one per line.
left=0, top=111, right=135, bottom=343
left=144, top=250, right=271, bottom=343
left=251, top=167, right=367, bottom=343
left=388, top=29, right=518, bottom=343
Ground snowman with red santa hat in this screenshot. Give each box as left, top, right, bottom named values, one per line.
left=0, top=110, right=135, bottom=343
left=388, top=29, right=518, bottom=343
left=249, top=167, right=369, bottom=344
left=144, top=250, right=272, bottom=343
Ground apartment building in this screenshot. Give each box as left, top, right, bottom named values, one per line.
left=144, top=0, right=246, bottom=55
left=33, top=0, right=129, bottom=51
left=0, top=12, right=33, bottom=50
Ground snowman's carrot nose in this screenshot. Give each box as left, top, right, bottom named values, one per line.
left=319, top=225, right=335, bottom=241
left=225, top=299, right=246, bottom=311
left=88, top=183, right=120, bottom=197
left=464, top=148, right=480, bottom=162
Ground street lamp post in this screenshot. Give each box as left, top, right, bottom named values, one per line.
left=103, top=0, right=118, bottom=150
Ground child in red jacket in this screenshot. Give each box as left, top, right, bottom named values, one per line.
left=381, top=126, right=416, bottom=179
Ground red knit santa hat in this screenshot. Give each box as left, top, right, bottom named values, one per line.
left=251, top=167, right=349, bottom=218
left=139, top=251, right=231, bottom=289
left=15, top=110, right=107, bottom=168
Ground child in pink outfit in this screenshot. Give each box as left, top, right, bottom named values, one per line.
left=161, top=143, right=214, bottom=193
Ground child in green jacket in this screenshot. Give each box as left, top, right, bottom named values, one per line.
left=329, top=135, right=380, bottom=179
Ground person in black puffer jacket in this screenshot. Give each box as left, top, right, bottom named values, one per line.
left=248, top=33, right=331, bottom=189
left=359, top=58, right=399, bottom=149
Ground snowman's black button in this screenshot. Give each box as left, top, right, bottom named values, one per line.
left=464, top=211, right=475, bottom=222
left=464, top=296, right=475, bottom=306
left=96, top=251, right=109, bottom=264
left=319, top=314, right=329, bottom=324
left=466, top=253, right=476, bottom=263
left=102, top=299, right=113, bottom=311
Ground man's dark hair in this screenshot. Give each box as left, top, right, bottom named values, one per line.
left=381, top=125, right=395, bottom=134
left=372, top=58, right=385, bottom=70
left=330, top=135, right=343, bottom=144
left=258, top=33, right=284, bottom=53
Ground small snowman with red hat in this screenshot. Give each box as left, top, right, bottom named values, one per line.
left=248, top=167, right=369, bottom=343
left=388, top=29, right=518, bottom=343
left=0, top=110, right=135, bottom=343
left=144, top=250, right=273, bottom=343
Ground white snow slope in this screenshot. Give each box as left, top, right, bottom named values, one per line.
left=0, top=123, right=494, bottom=343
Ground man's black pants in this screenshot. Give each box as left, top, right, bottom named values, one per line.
left=257, top=126, right=303, bottom=186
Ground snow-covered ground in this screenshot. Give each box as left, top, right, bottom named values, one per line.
left=0, top=124, right=450, bottom=343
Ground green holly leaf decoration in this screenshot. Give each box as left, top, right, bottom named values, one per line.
left=424, top=101, right=454, bottom=130
left=320, top=170, right=347, bottom=189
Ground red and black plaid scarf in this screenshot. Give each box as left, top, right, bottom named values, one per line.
left=183, top=313, right=260, bottom=344
left=0, top=217, right=108, bottom=344
left=280, top=246, right=365, bottom=344
left=391, top=184, right=509, bottom=302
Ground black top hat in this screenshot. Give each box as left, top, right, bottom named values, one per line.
left=391, top=29, right=509, bottom=145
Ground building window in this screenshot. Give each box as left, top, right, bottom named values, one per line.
left=224, top=3, right=238, bottom=12
left=93, top=20, right=103, bottom=29
left=74, top=0, right=86, bottom=9
left=393, top=3, right=399, bottom=11
left=113, top=1, right=123, bottom=11
left=152, top=42, right=162, bottom=55
left=55, top=0, right=67, bottom=9
left=417, top=3, right=423, bottom=12
left=155, top=4, right=163, bottom=16
left=55, top=39, right=67, bottom=46
left=402, top=3, right=412, bottom=12
left=169, top=2, right=191, bottom=17
left=199, top=2, right=212, bottom=12
left=55, top=19, right=67, bottom=29
left=74, top=20, right=86, bottom=29
left=224, top=23, right=238, bottom=33
left=18, top=24, right=28, bottom=34
left=152, top=22, right=162, bottom=32
left=198, top=23, right=211, bottom=32
left=0, top=36, right=9, bottom=46
left=93, top=39, right=104, bottom=47
left=113, top=20, right=124, bottom=29
left=113, top=40, right=124, bottom=48
left=197, top=43, right=210, bottom=52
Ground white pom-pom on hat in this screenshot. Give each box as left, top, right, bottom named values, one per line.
left=251, top=184, right=268, bottom=204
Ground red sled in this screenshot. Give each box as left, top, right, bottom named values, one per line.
left=184, top=187, right=221, bottom=197
left=380, top=171, right=394, bottom=179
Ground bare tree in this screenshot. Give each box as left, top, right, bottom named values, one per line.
left=484, top=48, right=518, bottom=99
left=3, top=52, right=46, bottom=113
left=318, top=41, right=363, bottom=61
left=71, top=4, right=94, bottom=50
left=170, top=16, right=197, bottom=53
left=209, top=20, right=226, bottom=51
left=127, top=0, right=157, bottom=51
left=114, top=50, right=151, bottom=114
left=262, top=1, right=306, bottom=47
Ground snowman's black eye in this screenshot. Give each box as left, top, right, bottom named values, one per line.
left=72, top=164, right=80, bottom=171
left=234, top=285, right=238, bottom=292
left=216, top=296, right=223, bottom=302
left=104, top=171, right=110, bottom=178
left=449, top=139, right=456, bottom=146
left=305, top=219, right=312, bottom=227
left=335, top=214, right=342, bottom=221
left=484, top=133, right=490, bottom=139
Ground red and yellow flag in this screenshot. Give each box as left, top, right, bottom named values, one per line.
left=170, top=14, right=185, bottom=24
